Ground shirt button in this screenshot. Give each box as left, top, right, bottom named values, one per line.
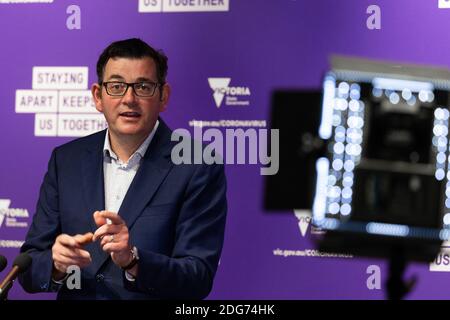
left=96, top=274, right=105, bottom=282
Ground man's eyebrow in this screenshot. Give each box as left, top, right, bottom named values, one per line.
left=135, top=77, right=153, bottom=82
left=106, top=74, right=125, bottom=80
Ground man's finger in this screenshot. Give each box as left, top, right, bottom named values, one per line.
left=92, top=224, right=108, bottom=242
left=72, top=248, right=91, bottom=260
left=56, top=246, right=90, bottom=260
left=56, top=245, right=91, bottom=260
left=100, top=211, right=123, bottom=225
left=93, top=224, right=121, bottom=241
left=93, top=211, right=107, bottom=227
left=101, top=242, right=125, bottom=254
left=100, top=233, right=124, bottom=247
left=54, top=254, right=91, bottom=267
left=57, top=234, right=79, bottom=248
left=74, top=232, right=94, bottom=246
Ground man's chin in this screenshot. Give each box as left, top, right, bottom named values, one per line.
left=111, top=126, right=150, bottom=138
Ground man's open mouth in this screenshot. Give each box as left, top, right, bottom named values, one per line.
left=119, top=112, right=141, bottom=118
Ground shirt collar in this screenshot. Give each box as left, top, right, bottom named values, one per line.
left=103, top=120, right=160, bottom=162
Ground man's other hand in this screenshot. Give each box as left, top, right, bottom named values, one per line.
left=51, top=233, right=93, bottom=279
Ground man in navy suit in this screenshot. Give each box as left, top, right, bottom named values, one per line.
left=18, top=38, right=227, bottom=299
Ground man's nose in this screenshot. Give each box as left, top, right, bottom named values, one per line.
left=121, top=85, right=137, bottom=105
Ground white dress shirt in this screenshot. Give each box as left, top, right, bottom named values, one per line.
left=103, top=120, right=159, bottom=213
left=102, top=120, right=159, bottom=282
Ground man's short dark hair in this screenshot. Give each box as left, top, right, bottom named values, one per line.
left=96, top=38, right=168, bottom=87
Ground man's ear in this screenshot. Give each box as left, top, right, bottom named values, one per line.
left=91, top=83, right=103, bottom=113
left=159, top=83, right=171, bottom=112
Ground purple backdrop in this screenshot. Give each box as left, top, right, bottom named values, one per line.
left=1, top=0, right=449, bottom=300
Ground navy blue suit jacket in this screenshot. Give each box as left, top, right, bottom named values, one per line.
left=19, top=119, right=227, bottom=300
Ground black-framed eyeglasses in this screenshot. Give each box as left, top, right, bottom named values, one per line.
left=102, top=81, right=161, bottom=97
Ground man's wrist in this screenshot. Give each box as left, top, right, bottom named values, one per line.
left=52, top=265, right=67, bottom=281
left=52, top=269, right=69, bottom=284
left=124, top=264, right=138, bottom=281
left=121, top=246, right=139, bottom=271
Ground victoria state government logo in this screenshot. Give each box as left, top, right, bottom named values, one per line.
left=208, top=77, right=251, bottom=108
left=0, top=199, right=29, bottom=229
left=294, top=210, right=324, bottom=237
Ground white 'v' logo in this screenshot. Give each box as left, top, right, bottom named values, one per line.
left=0, top=199, right=11, bottom=227
left=208, top=78, right=231, bottom=108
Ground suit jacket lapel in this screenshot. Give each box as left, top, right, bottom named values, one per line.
left=118, top=119, right=174, bottom=230
left=81, top=130, right=109, bottom=272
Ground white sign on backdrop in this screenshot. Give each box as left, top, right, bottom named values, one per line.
left=139, top=0, right=229, bottom=13
left=16, top=66, right=107, bottom=137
